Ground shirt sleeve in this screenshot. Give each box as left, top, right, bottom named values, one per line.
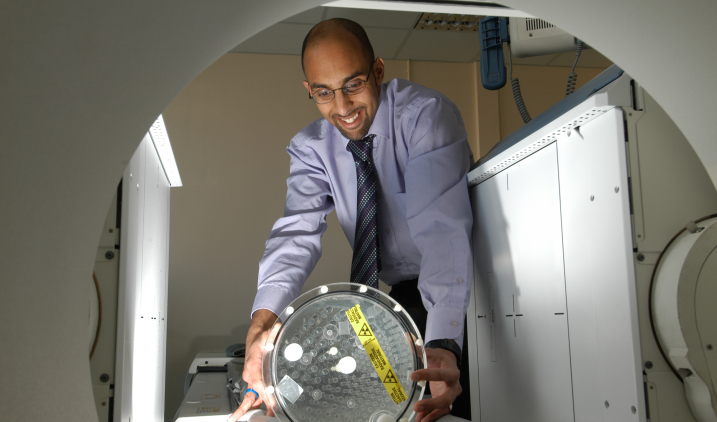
left=251, top=139, right=334, bottom=318
left=403, top=96, right=474, bottom=350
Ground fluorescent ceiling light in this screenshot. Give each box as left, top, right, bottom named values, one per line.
left=148, top=114, right=183, bottom=187
left=322, top=1, right=534, bottom=18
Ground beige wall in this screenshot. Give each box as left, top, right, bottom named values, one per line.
left=161, top=52, right=608, bottom=420
left=408, top=61, right=481, bottom=159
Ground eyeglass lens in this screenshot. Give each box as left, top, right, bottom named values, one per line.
left=312, top=66, right=373, bottom=104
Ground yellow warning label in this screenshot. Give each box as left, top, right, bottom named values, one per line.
left=346, top=304, right=408, bottom=405
left=383, top=369, right=398, bottom=384
left=358, top=323, right=373, bottom=337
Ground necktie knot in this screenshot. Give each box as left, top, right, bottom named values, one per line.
left=347, top=134, right=375, bottom=162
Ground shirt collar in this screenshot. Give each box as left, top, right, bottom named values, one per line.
left=367, top=82, right=391, bottom=141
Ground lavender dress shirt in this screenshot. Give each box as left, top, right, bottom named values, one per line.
left=252, top=79, right=474, bottom=347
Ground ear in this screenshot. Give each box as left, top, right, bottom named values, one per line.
left=303, top=80, right=311, bottom=98
left=373, top=58, right=385, bottom=86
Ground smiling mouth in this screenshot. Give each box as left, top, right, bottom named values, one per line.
left=340, top=111, right=359, bottom=124
left=342, top=113, right=359, bottom=124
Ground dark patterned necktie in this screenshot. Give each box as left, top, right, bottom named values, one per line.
left=346, top=134, right=381, bottom=289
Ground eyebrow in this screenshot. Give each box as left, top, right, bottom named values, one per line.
left=310, top=70, right=365, bottom=90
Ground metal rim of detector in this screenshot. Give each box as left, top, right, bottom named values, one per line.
left=261, top=283, right=427, bottom=422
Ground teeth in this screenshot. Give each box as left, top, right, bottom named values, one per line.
left=342, top=113, right=358, bottom=124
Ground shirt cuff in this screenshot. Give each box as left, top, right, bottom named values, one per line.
left=251, top=285, right=294, bottom=319
left=425, top=306, right=465, bottom=350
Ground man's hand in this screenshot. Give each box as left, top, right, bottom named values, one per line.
left=410, top=346, right=462, bottom=422
left=227, top=310, right=278, bottom=422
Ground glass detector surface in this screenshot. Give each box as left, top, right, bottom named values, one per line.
left=261, top=283, right=427, bottom=422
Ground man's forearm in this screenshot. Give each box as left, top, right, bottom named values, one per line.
left=247, top=309, right=278, bottom=343
left=242, top=309, right=279, bottom=385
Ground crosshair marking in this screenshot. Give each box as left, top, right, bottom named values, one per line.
left=505, top=295, right=524, bottom=337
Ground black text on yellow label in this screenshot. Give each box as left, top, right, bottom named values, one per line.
left=346, top=304, right=408, bottom=405
left=358, top=323, right=373, bottom=337
left=383, top=369, right=398, bottom=384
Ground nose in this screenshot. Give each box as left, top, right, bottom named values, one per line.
left=333, top=90, right=353, bottom=116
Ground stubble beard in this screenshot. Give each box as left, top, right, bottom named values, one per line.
left=336, top=112, right=373, bottom=141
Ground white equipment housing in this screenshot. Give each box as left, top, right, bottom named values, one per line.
left=508, top=17, right=579, bottom=58
left=174, top=353, right=268, bottom=422
left=653, top=219, right=717, bottom=422
left=90, top=117, right=179, bottom=422
left=175, top=353, right=239, bottom=422
left=466, top=66, right=717, bottom=422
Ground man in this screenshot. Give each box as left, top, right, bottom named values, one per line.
left=229, top=18, right=473, bottom=422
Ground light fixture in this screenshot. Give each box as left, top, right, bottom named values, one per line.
left=414, top=13, right=483, bottom=31
left=148, top=114, right=183, bottom=187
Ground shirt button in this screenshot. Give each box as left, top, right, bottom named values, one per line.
left=397, top=262, right=402, bottom=266
left=456, top=277, right=463, bottom=284
left=451, top=321, right=458, bottom=327
left=385, top=229, right=390, bottom=234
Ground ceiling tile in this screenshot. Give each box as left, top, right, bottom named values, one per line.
left=282, top=6, right=325, bottom=24
left=365, top=27, right=410, bottom=60
left=324, top=7, right=421, bottom=29
left=231, top=23, right=313, bottom=56
left=396, top=30, right=482, bottom=62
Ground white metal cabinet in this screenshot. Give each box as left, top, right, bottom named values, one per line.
left=467, top=74, right=646, bottom=422
left=471, top=143, right=574, bottom=421
left=115, top=133, right=172, bottom=422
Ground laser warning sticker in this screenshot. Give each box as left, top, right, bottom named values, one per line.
left=346, top=304, right=408, bottom=405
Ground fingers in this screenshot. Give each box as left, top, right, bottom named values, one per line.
left=414, top=392, right=456, bottom=414
left=241, top=340, right=274, bottom=413
left=242, top=351, right=263, bottom=386
left=413, top=375, right=462, bottom=422
left=415, top=406, right=451, bottom=422
left=410, top=367, right=460, bottom=383
left=242, top=314, right=277, bottom=384
left=424, top=347, right=459, bottom=368
left=232, top=312, right=280, bottom=422
left=227, top=393, right=259, bottom=422
left=260, top=382, right=277, bottom=411
left=414, top=396, right=453, bottom=422
left=242, top=332, right=269, bottom=387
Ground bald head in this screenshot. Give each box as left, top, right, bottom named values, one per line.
left=301, top=18, right=374, bottom=75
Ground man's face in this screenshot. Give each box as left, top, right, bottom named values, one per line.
left=303, top=34, right=384, bottom=141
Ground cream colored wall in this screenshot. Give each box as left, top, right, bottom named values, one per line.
left=408, top=60, right=481, bottom=160
left=162, top=53, right=323, bottom=420
left=161, top=52, right=608, bottom=420
left=377, top=59, right=481, bottom=156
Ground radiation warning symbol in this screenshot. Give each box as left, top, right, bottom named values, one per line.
left=358, top=322, right=373, bottom=337
left=345, top=304, right=408, bottom=404
left=383, top=369, right=398, bottom=384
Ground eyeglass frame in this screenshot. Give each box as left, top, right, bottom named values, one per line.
left=308, top=62, right=375, bottom=104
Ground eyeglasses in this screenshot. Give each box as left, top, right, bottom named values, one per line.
left=309, top=65, right=374, bottom=104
